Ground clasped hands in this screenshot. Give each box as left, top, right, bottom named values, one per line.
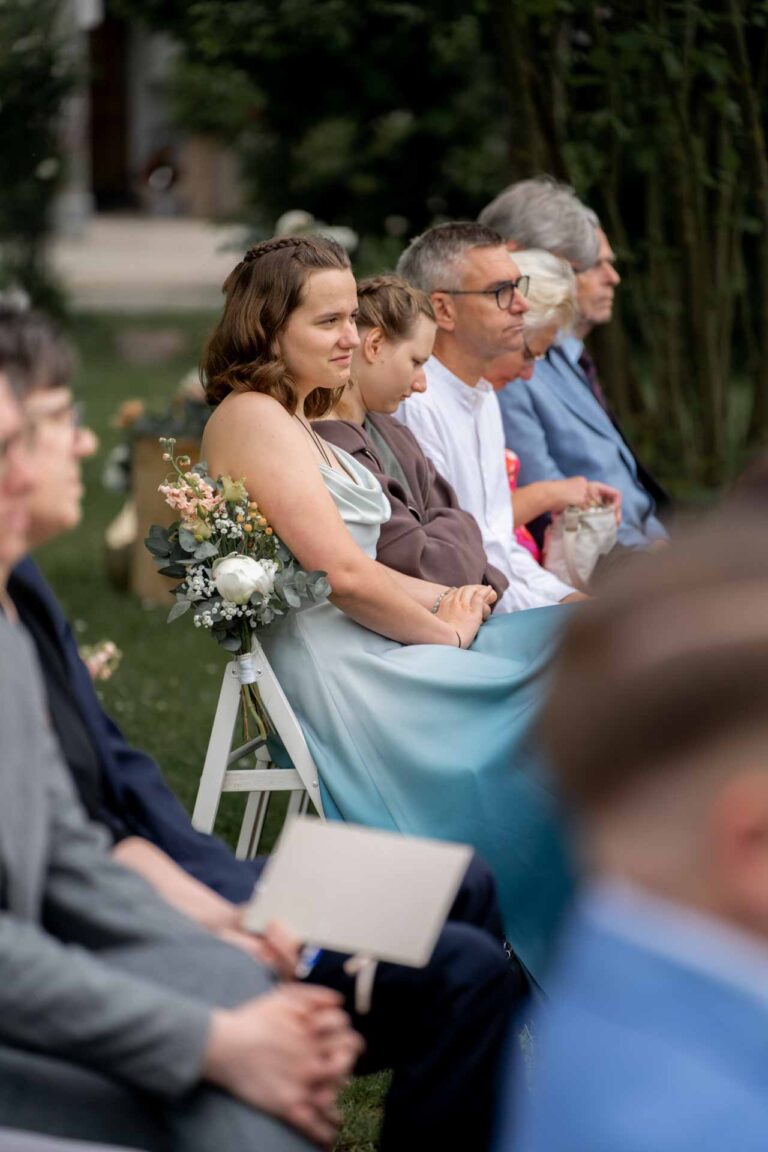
left=210, top=914, right=364, bottom=1147
left=433, top=582, right=496, bottom=648
left=553, top=476, right=623, bottom=525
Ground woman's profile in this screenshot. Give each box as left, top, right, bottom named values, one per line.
left=316, top=273, right=509, bottom=596
left=201, top=235, right=572, bottom=983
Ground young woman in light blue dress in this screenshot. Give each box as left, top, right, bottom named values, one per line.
left=201, top=235, right=572, bottom=984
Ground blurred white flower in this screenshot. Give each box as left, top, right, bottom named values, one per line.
left=275, top=209, right=316, bottom=235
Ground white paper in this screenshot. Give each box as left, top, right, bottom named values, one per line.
left=242, top=817, right=472, bottom=967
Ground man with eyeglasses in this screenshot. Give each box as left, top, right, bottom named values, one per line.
left=479, top=178, right=670, bottom=554
left=396, top=221, right=584, bottom=610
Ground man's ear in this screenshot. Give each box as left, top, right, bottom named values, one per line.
left=712, top=769, right=768, bottom=932
left=361, top=326, right=384, bottom=364
left=430, top=291, right=456, bottom=332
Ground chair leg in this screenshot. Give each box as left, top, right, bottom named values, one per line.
left=235, top=791, right=270, bottom=860
left=193, top=663, right=241, bottom=833
left=286, top=790, right=305, bottom=821
left=194, top=644, right=325, bottom=852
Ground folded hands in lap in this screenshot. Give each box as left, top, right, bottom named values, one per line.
left=205, top=983, right=364, bottom=1147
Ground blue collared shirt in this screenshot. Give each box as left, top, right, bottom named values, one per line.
left=497, top=336, right=668, bottom=550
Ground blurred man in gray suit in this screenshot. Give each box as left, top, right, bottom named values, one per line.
left=0, top=369, right=361, bottom=1151
left=0, top=1132, right=133, bottom=1152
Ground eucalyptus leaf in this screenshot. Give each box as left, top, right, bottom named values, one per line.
left=157, top=562, right=188, bottom=578
left=178, top=526, right=199, bottom=553
left=194, top=541, right=219, bottom=560
left=167, top=599, right=192, bottom=622
left=217, top=633, right=243, bottom=652
left=169, top=541, right=192, bottom=565
left=144, top=536, right=172, bottom=558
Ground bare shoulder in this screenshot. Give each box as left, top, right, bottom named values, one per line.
left=202, top=391, right=314, bottom=482
left=204, top=391, right=299, bottom=450
left=206, top=390, right=291, bottom=432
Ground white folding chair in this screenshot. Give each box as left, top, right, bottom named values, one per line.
left=192, top=638, right=324, bottom=858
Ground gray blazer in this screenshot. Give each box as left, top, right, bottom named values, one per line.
left=0, top=615, right=213, bottom=1097
left=0, top=1131, right=134, bottom=1152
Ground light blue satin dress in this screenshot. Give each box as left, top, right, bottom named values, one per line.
left=261, top=449, right=573, bottom=982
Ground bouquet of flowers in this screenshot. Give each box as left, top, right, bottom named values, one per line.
left=145, top=437, right=330, bottom=738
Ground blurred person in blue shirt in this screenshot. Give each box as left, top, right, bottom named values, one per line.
left=495, top=514, right=768, bottom=1152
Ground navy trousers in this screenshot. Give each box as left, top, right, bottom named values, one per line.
left=303, top=855, right=529, bottom=1151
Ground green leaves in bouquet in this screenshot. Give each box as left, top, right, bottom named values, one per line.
left=144, top=522, right=199, bottom=579
left=167, top=599, right=192, bottom=623
left=147, top=437, right=331, bottom=654
left=273, top=562, right=330, bottom=611
left=178, top=524, right=219, bottom=562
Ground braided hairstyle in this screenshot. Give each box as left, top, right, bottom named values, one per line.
left=332, top=274, right=436, bottom=421
left=202, top=234, right=351, bottom=416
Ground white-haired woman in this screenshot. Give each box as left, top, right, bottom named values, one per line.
left=486, top=250, right=621, bottom=558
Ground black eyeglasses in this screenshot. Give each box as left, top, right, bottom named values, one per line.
left=436, top=276, right=530, bottom=310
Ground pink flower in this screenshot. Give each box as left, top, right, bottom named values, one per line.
left=80, top=640, right=123, bottom=682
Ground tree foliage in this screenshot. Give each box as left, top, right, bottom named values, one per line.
left=115, top=0, right=768, bottom=487
left=0, top=0, right=73, bottom=309
left=496, top=0, right=768, bottom=484
left=114, top=1, right=509, bottom=237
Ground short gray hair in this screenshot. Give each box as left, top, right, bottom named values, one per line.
left=0, top=303, right=75, bottom=399
left=513, top=249, right=577, bottom=336
left=479, top=177, right=600, bottom=272
left=396, top=221, right=506, bottom=293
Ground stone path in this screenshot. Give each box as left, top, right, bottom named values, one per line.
left=47, top=214, right=250, bottom=312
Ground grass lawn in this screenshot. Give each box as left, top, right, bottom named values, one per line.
left=35, top=311, right=386, bottom=1150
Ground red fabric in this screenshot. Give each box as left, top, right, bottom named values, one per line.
left=505, top=450, right=541, bottom=562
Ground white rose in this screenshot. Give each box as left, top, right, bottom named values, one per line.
left=213, top=556, right=278, bottom=604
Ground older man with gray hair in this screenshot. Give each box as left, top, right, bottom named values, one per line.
left=479, top=177, right=669, bottom=553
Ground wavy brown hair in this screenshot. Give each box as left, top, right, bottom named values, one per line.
left=202, top=234, right=351, bottom=417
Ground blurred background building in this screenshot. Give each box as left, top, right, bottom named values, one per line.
left=55, top=0, right=243, bottom=235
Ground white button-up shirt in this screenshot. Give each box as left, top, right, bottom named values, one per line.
left=397, top=356, right=575, bottom=611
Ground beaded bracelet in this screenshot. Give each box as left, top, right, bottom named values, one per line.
left=431, top=587, right=455, bottom=615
